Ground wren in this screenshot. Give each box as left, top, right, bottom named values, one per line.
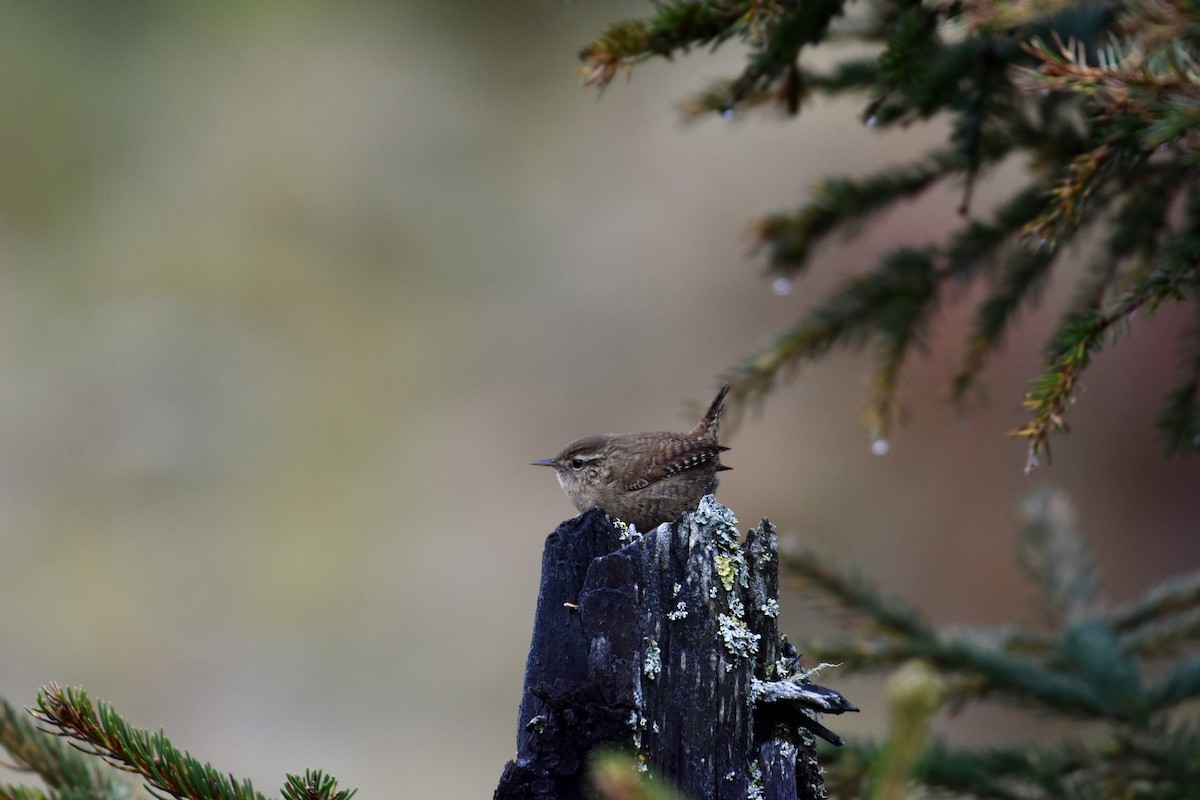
left=532, top=385, right=731, bottom=531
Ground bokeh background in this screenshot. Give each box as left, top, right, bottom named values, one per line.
left=1, top=2, right=1198, bottom=797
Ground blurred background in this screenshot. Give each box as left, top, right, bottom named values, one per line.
left=1, top=2, right=1198, bottom=797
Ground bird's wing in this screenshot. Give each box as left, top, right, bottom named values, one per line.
left=622, top=433, right=729, bottom=492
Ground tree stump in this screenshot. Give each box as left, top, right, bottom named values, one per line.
left=496, top=497, right=857, bottom=799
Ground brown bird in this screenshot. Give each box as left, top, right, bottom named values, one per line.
left=532, top=385, right=731, bottom=530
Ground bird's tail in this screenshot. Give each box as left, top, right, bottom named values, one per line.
left=693, top=384, right=731, bottom=441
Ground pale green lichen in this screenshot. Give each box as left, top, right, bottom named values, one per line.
left=666, top=601, right=689, bottom=620
left=795, top=661, right=841, bottom=682
left=715, top=554, right=736, bottom=592
left=727, top=592, right=745, bottom=618
left=759, top=598, right=780, bottom=618
left=614, top=518, right=642, bottom=543
left=628, top=710, right=648, bottom=752
left=693, top=494, right=740, bottom=533
left=707, top=525, right=750, bottom=593
left=730, top=552, right=751, bottom=590
left=643, top=638, right=662, bottom=680
left=718, top=613, right=760, bottom=665
left=747, top=761, right=765, bottom=800
left=696, top=502, right=751, bottom=599
left=691, top=498, right=767, bottom=673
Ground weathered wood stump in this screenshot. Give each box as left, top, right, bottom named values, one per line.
left=496, top=497, right=857, bottom=799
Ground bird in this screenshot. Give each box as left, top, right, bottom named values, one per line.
left=532, top=385, right=731, bottom=530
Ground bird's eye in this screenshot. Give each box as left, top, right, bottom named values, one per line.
left=570, top=458, right=586, bottom=470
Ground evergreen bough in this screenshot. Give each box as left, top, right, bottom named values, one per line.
left=0, top=685, right=355, bottom=800
left=802, top=488, right=1200, bottom=799
left=576, top=2, right=1200, bottom=797
left=581, top=0, right=1200, bottom=469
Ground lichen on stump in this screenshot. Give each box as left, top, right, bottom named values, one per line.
left=496, top=497, right=856, bottom=800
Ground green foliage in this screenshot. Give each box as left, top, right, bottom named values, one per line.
left=0, top=686, right=355, bottom=800
left=0, top=696, right=130, bottom=800
left=581, top=0, right=1200, bottom=466
left=788, top=488, right=1200, bottom=799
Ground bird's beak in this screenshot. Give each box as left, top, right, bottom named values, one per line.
left=530, top=458, right=557, bottom=467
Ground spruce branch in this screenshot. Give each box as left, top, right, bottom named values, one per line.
left=723, top=0, right=847, bottom=113
left=1025, top=144, right=1115, bottom=251
left=753, top=152, right=963, bottom=280
left=1016, top=487, right=1098, bottom=624
left=1109, top=570, right=1200, bottom=641
left=789, top=489, right=1200, bottom=722
left=1060, top=162, right=1182, bottom=319
left=875, top=5, right=942, bottom=99
left=784, top=487, right=1200, bottom=797
left=722, top=246, right=943, bottom=420
left=1145, top=657, right=1200, bottom=711
left=824, top=727, right=1200, bottom=800
left=1118, top=605, right=1200, bottom=659
left=927, top=636, right=1115, bottom=719
left=866, top=249, right=938, bottom=446
left=584, top=0, right=1200, bottom=463
left=579, top=3, right=744, bottom=89
left=864, top=36, right=990, bottom=128
left=944, top=183, right=1053, bottom=280
left=780, top=547, right=933, bottom=641
left=1014, top=231, right=1200, bottom=471
left=0, top=698, right=123, bottom=798
left=582, top=0, right=853, bottom=113
left=0, top=789, right=45, bottom=800
left=795, top=634, right=1117, bottom=711
left=955, top=247, right=1059, bottom=404
left=32, top=684, right=262, bottom=800
left=279, top=772, right=354, bottom=800
left=908, top=742, right=1048, bottom=800
left=1020, top=31, right=1200, bottom=149
left=679, top=57, right=880, bottom=118
left=29, top=685, right=355, bottom=800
